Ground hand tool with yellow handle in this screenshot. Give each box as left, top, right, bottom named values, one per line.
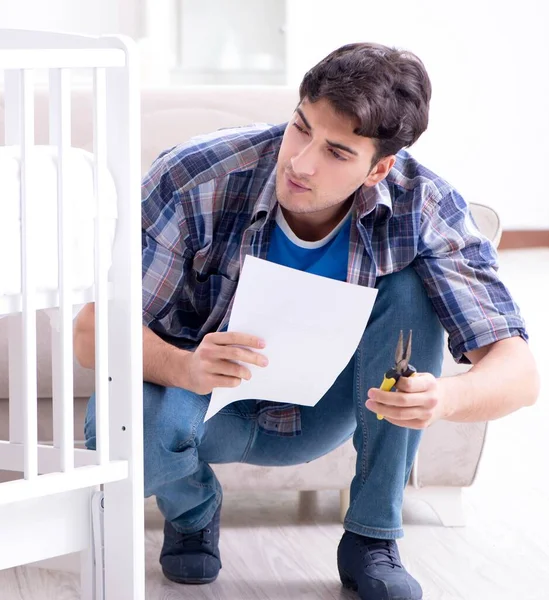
left=377, top=330, right=416, bottom=420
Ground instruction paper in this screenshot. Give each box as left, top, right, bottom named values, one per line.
left=204, top=255, right=378, bottom=422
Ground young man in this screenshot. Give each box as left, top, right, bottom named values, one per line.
left=76, top=43, right=539, bottom=600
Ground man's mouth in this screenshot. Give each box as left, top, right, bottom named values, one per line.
left=285, top=173, right=311, bottom=192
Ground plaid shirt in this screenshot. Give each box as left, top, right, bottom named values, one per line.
left=141, top=123, right=528, bottom=437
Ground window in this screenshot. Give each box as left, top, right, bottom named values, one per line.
left=172, top=0, right=287, bottom=85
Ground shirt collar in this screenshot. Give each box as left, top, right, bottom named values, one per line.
left=354, top=179, right=393, bottom=220
left=251, top=165, right=393, bottom=225
left=251, top=167, right=278, bottom=224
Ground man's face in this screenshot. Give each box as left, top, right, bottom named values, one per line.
left=275, top=97, right=393, bottom=218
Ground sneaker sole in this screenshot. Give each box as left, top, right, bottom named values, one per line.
left=162, top=567, right=220, bottom=585
left=339, top=569, right=358, bottom=591
left=339, top=569, right=423, bottom=599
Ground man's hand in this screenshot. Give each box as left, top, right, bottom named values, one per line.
left=365, top=373, right=450, bottom=430
left=183, top=332, right=269, bottom=395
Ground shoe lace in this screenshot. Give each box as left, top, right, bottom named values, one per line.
left=176, top=528, right=212, bottom=549
left=357, top=538, right=400, bottom=569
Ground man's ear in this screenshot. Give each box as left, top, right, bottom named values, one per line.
left=364, top=155, right=396, bottom=187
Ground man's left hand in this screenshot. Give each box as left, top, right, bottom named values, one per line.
left=365, top=373, right=450, bottom=429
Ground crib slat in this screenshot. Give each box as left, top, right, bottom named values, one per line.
left=5, top=71, right=22, bottom=446
left=49, top=68, right=75, bottom=472
left=5, top=71, right=26, bottom=449
left=20, top=68, right=38, bottom=480
left=93, top=67, right=110, bottom=466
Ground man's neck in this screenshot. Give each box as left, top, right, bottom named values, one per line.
left=281, top=198, right=353, bottom=242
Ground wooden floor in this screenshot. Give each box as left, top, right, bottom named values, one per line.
left=1, top=248, right=548, bottom=600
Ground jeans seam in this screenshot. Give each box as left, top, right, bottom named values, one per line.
left=357, top=341, right=368, bottom=484
left=175, top=399, right=208, bottom=452
left=239, top=416, right=258, bottom=463
left=346, top=334, right=371, bottom=527
left=218, top=409, right=256, bottom=420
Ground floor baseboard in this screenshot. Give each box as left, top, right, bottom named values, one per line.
left=499, top=230, right=549, bottom=249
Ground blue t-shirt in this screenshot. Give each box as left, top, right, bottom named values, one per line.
left=219, top=207, right=351, bottom=333
left=266, top=206, right=351, bottom=281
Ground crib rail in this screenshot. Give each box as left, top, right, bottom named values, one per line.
left=0, top=49, right=125, bottom=69
left=0, top=440, right=116, bottom=472
left=0, top=461, right=127, bottom=506
left=0, top=28, right=126, bottom=68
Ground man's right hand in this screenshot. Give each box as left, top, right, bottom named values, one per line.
left=183, top=332, right=269, bottom=395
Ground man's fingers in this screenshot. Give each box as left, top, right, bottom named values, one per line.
left=366, top=401, right=430, bottom=421
left=210, top=359, right=252, bottom=381
left=217, top=345, right=269, bottom=367
left=212, top=375, right=243, bottom=388
left=207, top=331, right=266, bottom=349
left=384, top=417, right=429, bottom=430
left=394, top=372, right=433, bottom=393
left=368, top=390, right=426, bottom=408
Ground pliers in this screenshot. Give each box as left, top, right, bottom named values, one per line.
left=377, top=330, right=416, bottom=420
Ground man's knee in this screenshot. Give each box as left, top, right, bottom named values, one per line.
left=83, top=383, right=209, bottom=454
left=142, top=384, right=210, bottom=495
left=366, top=267, right=445, bottom=377
left=143, top=383, right=208, bottom=452
left=376, top=267, right=437, bottom=322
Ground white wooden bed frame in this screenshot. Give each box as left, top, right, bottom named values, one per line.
left=0, top=30, right=144, bottom=599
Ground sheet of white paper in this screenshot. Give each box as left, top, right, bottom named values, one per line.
left=204, top=255, right=378, bottom=422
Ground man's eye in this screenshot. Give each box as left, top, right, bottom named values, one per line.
left=329, top=148, right=346, bottom=161
left=293, top=122, right=308, bottom=135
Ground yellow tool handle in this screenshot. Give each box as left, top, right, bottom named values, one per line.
left=380, top=376, right=397, bottom=392
left=376, top=372, right=416, bottom=421
left=377, top=376, right=396, bottom=420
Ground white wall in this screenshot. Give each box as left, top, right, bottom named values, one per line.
left=2, top=0, right=547, bottom=229
left=0, top=0, right=122, bottom=35
left=286, top=0, right=549, bottom=230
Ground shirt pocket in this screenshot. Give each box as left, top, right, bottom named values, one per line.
left=187, top=270, right=238, bottom=318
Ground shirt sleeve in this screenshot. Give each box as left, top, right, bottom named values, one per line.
left=412, top=188, right=528, bottom=364
left=141, top=155, right=192, bottom=330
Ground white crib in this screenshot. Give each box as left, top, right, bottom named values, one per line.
left=0, top=30, right=144, bottom=599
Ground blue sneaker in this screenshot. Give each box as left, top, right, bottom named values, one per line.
left=160, top=503, right=222, bottom=585
left=337, top=531, right=422, bottom=599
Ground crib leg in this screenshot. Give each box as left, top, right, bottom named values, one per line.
left=103, top=479, right=144, bottom=600
left=81, top=487, right=101, bottom=600
left=100, top=33, right=145, bottom=600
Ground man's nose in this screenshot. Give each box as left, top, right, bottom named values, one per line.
left=290, top=146, right=316, bottom=178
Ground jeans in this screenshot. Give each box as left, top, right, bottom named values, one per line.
left=85, top=267, right=444, bottom=539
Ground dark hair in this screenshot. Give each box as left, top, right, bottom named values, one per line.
left=299, top=42, right=432, bottom=164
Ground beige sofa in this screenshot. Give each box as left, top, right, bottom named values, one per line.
left=0, top=86, right=501, bottom=526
